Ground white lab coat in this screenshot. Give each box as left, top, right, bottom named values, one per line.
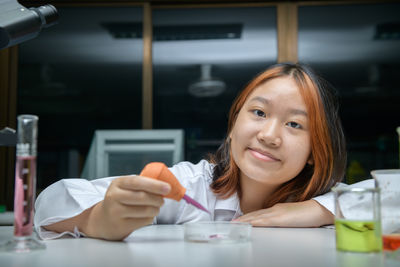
left=33, top=159, right=373, bottom=240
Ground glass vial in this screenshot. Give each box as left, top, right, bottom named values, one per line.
left=1, top=115, right=45, bottom=252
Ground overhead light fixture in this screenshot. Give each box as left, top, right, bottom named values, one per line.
left=188, top=64, right=226, bottom=98
left=374, top=22, right=400, bottom=40
left=101, top=23, right=242, bottom=41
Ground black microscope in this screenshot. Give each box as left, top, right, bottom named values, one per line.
left=0, top=0, right=59, bottom=146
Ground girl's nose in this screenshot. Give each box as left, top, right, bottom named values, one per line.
left=257, top=119, right=282, bottom=147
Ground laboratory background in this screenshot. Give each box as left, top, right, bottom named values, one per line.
left=1, top=0, right=399, bottom=211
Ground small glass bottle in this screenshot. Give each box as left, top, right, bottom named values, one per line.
left=1, top=115, right=45, bottom=252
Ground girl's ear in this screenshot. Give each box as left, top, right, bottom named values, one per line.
left=307, top=154, right=314, bottom=165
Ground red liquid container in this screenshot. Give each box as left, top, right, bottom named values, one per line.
left=14, top=156, right=36, bottom=237
left=383, top=234, right=400, bottom=251
left=0, top=115, right=45, bottom=252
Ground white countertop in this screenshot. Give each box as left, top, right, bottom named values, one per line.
left=0, top=225, right=398, bottom=267
left=0, top=212, right=13, bottom=226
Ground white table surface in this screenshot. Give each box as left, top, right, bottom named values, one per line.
left=0, top=212, right=13, bottom=226
left=0, top=225, right=398, bottom=267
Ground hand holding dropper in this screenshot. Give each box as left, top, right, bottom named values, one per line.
left=140, top=162, right=210, bottom=214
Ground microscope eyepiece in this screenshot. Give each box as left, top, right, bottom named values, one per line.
left=30, top=4, right=59, bottom=28
left=0, top=0, right=59, bottom=50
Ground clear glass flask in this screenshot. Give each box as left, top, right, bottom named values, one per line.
left=1, top=115, right=45, bottom=252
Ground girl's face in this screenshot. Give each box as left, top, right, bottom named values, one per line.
left=230, top=76, right=313, bottom=187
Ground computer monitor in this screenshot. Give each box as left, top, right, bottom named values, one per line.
left=81, top=129, right=184, bottom=180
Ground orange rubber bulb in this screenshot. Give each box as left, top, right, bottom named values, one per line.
left=140, top=162, right=186, bottom=201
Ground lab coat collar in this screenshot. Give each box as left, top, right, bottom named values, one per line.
left=214, top=193, right=242, bottom=216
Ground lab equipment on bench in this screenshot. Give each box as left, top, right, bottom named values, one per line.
left=1, top=115, right=45, bottom=252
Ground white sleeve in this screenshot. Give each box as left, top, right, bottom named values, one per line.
left=312, top=179, right=375, bottom=215
left=34, top=176, right=117, bottom=240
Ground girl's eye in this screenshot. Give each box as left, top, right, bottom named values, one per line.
left=287, top=121, right=301, bottom=129
left=252, top=109, right=266, bottom=118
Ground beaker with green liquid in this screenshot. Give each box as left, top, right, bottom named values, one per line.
left=332, top=187, right=382, bottom=253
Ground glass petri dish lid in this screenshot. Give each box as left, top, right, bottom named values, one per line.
left=184, top=221, right=252, bottom=243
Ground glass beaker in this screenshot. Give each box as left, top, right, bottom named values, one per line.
left=332, top=187, right=382, bottom=253
left=1, top=115, right=45, bottom=252
left=371, top=169, right=400, bottom=251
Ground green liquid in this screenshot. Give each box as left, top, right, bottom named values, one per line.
left=335, top=219, right=382, bottom=252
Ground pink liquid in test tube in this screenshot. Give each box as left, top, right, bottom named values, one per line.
left=0, top=114, right=45, bottom=252
left=14, top=155, right=37, bottom=237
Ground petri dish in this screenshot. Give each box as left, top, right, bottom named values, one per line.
left=184, top=221, right=252, bottom=243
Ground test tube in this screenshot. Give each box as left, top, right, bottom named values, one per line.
left=1, top=115, right=45, bottom=252
left=14, top=115, right=38, bottom=237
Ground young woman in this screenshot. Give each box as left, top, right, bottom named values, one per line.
left=34, top=63, right=347, bottom=241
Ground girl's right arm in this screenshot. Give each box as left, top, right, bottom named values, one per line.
left=43, top=176, right=171, bottom=241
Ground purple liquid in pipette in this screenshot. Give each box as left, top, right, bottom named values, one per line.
left=182, top=195, right=210, bottom=214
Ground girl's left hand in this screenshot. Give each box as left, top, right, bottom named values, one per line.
left=234, top=200, right=334, bottom=227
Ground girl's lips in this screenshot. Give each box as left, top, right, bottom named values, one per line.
left=248, top=148, right=280, bottom=162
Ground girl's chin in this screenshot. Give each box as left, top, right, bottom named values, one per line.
left=241, top=170, right=275, bottom=185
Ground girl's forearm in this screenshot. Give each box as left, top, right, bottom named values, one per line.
left=235, top=199, right=334, bottom=227
left=42, top=203, right=96, bottom=236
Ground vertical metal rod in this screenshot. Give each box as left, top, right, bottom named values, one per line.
left=142, top=3, right=153, bottom=129
left=277, top=3, right=298, bottom=63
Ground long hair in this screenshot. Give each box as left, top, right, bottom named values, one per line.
left=209, top=62, right=346, bottom=208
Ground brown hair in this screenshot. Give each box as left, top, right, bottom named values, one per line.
left=209, top=63, right=346, bottom=208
